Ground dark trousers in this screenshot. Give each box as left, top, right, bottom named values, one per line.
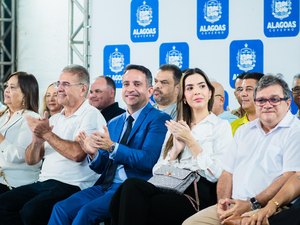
left=110, top=177, right=217, bottom=225
left=269, top=201, right=300, bottom=225
left=0, top=179, right=80, bottom=225
left=0, top=183, right=10, bottom=195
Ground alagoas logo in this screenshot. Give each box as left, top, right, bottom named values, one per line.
left=229, top=40, right=264, bottom=88
left=165, top=46, right=183, bottom=69
left=236, top=44, right=256, bottom=72
left=159, top=42, right=189, bottom=70
left=136, top=1, right=153, bottom=27
left=103, top=45, right=130, bottom=88
left=109, top=48, right=124, bottom=73
left=272, top=0, right=292, bottom=19
left=204, top=0, right=222, bottom=23
left=264, top=0, right=299, bottom=37
left=197, top=0, right=228, bottom=40
left=131, top=0, right=159, bottom=42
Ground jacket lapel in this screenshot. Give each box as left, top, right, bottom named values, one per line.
left=1, top=112, right=23, bottom=136
left=113, top=114, right=126, bottom=142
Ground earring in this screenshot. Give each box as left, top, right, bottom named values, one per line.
left=22, top=99, right=25, bottom=107
left=183, top=100, right=187, bottom=104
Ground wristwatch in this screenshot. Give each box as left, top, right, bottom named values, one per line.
left=250, top=197, right=261, bottom=210
left=108, top=142, right=116, bottom=153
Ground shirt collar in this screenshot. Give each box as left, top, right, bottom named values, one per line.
left=251, top=111, right=295, bottom=132
left=125, top=103, right=147, bottom=122
left=59, top=100, right=89, bottom=117
left=196, top=113, right=219, bottom=125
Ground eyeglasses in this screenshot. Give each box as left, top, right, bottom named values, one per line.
left=292, top=86, right=300, bottom=93
left=54, top=81, right=84, bottom=88
left=254, top=97, right=289, bottom=106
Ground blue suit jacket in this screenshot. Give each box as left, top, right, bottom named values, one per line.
left=90, top=102, right=171, bottom=182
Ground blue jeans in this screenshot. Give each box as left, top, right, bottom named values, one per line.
left=48, top=182, right=121, bottom=225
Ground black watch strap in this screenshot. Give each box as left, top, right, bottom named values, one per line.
left=108, top=142, right=116, bottom=153
left=250, top=197, right=261, bottom=210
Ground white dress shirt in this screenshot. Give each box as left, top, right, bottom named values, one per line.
left=153, top=113, right=233, bottom=182
left=222, top=111, right=300, bottom=200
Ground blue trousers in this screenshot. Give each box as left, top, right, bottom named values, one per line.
left=48, top=182, right=121, bottom=225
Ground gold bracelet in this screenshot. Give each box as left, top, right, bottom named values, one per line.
left=271, top=200, right=280, bottom=209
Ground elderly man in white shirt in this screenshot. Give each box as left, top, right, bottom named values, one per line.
left=0, top=65, right=106, bottom=225
left=183, top=74, right=300, bottom=225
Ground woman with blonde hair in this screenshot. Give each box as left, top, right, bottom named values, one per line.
left=41, top=82, right=63, bottom=117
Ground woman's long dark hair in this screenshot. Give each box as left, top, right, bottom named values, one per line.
left=163, top=68, right=215, bottom=159
left=2, top=72, right=39, bottom=114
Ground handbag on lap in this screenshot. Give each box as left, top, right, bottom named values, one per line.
left=148, top=165, right=200, bottom=211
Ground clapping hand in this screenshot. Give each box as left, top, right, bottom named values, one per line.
left=26, top=111, right=52, bottom=141
left=76, top=125, right=113, bottom=158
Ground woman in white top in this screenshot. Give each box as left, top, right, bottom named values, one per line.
left=0, top=72, right=41, bottom=194
left=109, top=68, right=233, bottom=225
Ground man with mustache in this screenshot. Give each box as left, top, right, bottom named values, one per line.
left=153, top=64, right=182, bottom=119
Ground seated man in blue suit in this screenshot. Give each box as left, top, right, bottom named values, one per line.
left=48, top=64, right=171, bottom=225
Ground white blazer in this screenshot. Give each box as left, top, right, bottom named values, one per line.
left=0, top=109, right=41, bottom=188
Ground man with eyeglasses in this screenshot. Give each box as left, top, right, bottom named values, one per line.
left=291, top=74, right=300, bottom=118
left=183, top=75, right=300, bottom=225
left=231, top=72, right=264, bottom=135
left=211, top=81, right=238, bottom=123
left=0, top=65, right=106, bottom=225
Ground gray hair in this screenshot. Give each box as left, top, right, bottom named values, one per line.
left=292, top=74, right=300, bottom=87
left=62, top=64, right=90, bottom=85
left=254, top=75, right=290, bottom=99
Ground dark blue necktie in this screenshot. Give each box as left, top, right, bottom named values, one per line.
left=101, top=115, right=134, bottom=190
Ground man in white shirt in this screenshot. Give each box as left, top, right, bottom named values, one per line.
left=153, top=64, right=182, bottom=119
left=183, top=75, right=300, bottom=225
left=0, top=65, right=106, bottom=225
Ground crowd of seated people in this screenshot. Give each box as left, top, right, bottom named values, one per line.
left=0, top=64, right=299, bottom=225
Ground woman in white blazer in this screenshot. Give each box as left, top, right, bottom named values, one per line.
left=0, top=71, right=41, bottom=194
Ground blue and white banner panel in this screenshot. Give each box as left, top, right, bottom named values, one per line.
left=229, top=40, right=264, bottom=88
left=197, top=0, right=229, bottom=40
left=264, top=0, right=299, bottom=37
left=130, top=0, right=159, bottom=42
left=103, top=45, right=130, bottom=88
left=159, top=42, right=189, bottom=70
